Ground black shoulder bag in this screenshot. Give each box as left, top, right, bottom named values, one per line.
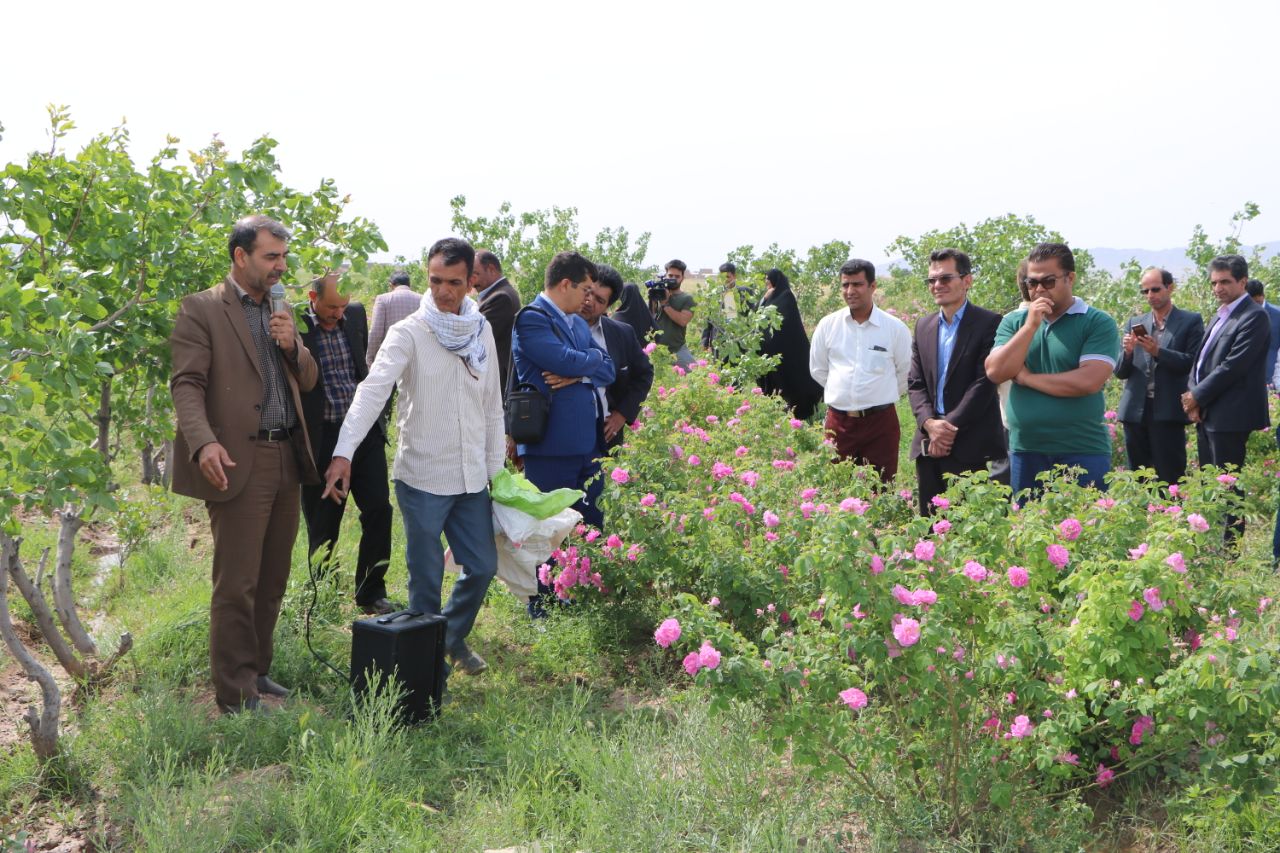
left=504, top=305, right=569, bottom=444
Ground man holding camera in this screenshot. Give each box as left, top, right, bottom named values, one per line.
left=651, top=259, right=696, bottom=368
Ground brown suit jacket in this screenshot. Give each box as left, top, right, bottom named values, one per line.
left=169, top=277, right=320, bottom=502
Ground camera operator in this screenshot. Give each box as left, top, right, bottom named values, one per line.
left=649, top=259, right=696, bottom=368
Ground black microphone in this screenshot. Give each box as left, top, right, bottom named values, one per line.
left=270, top=283, right=287, bottom=347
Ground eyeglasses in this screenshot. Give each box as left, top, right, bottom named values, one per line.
left=1025, top=275, right=1065, bottom=290
left=1139, top=286, right=1165, bottom=295
left=925, top=273, right=965, bottom=286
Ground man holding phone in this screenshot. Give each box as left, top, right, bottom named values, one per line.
left=1114, top=268, right=1204, bottom=485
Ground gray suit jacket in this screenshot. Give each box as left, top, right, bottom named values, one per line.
left=1114, top=306, right=1204, bottom=424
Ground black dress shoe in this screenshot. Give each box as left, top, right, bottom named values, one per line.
left=256, top=675, right=290, bottom=698
left=359, top=597, right=401, bottom=615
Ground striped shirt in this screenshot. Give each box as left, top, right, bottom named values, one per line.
left=367, top=286, right=422, bottom=368
left=231, top=279, right=297, bottom=430
left=334, top=313, right=505, bottom=495
left=308, top=318, right=358, bottom=423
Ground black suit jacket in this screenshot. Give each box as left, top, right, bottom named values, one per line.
left=478, top=278, right=521, bottom=393
left=907, top=302, right=1005, bottom=464
left=1190, top=297, right=1271, bottom=433
left=300, top=303, right=384, bottom=467
left=599, top=316, right=654, bottom=450
left=1114, top=306, right=1204, bottom=424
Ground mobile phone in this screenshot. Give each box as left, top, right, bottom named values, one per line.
left=1131, top=323, right=1148, bottom=338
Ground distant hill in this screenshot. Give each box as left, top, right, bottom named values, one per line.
left=1087, top=241, right=1280, bottom=277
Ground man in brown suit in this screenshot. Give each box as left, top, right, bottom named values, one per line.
left=169, top=215, right=320, bottom=714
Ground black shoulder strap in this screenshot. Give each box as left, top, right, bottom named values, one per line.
left=506, top=303, right=572, bottom=398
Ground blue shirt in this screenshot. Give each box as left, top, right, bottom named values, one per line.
left=935, top=301, right=968, bottom=414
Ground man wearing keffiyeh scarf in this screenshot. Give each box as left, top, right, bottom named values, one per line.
left=416, top=282, right=490, bottom=372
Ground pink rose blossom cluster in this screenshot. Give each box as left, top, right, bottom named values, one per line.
left=544, top=545, right=605, bottom=598
left=839, top=497, right=869, bottom=514
left=1129, top=714, right=1155, bottom=746
left=1187, top=513, right=1211, bottom=533
left=839, top=687, right=868, bottom=710
left=1165, top=552, right=1187, bottom=573
left=640, top=493, right=657, bottom=507
left=930, top=495, right=950, bottom=510
left=1007, top=714, right=1035, bottom=738
left=611, top=467, right=630, bottom=484
left=772, top=459, right=796, bottom=471
left=1058, top=517, right=1082, bottom=540
left=1007, top=565, right=1030, bottom=588
left=963, top=560, right=989, bottom=582
left=913, top=540, right=936, bottom=562
left=892, top=585, right=938, bottom=607
left=711, top=461, right=734, bottom=480
left=653, top=618, right=681, bottom=647
left=891, top=616, right=922, bottom=647
left=682, top=641, right=721, bottom=675
left=740, top=470, right=760, bottom=488
left=1143, top=587, right=1165, bottom=611
left=1045, top=544, right=1070, bottom=568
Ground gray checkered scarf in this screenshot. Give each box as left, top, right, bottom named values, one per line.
left=415, top=290, right=489, bottom=373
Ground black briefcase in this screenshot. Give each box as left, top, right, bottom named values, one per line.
left=350, top=610, right=446, bottom=723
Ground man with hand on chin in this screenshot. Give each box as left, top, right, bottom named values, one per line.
left=323, top=237, right=504, bottom=678
left=170, top=215, right=319, bottom=715
left=985, top=242, right=1119, bottom=499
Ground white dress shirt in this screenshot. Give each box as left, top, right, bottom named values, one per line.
left=809, top=304, right=911, bottom=411
left=335, top=314, right=505, bottom=496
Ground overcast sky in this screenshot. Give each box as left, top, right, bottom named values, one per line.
left=4, top=0, right=1278, bottom=270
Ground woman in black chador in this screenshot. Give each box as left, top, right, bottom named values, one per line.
left=758, top=268, right=823, bottom=420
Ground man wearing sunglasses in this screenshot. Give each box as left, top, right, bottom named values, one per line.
left=985, top=242, right=1120, bottom=499
left=1113, top=268, right=1204, bottom=485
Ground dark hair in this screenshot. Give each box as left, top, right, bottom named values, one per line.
left=1143, top=267, right=1174, bottom=288
left=719, top=262, right=736, bottom=275
left=928, top=247, right=972, bottom=277
left=310, top=274, right=341, bottom=298
left=839, top=258, right=876, bottom=283
left=426, top=238, right=476, bottom=276
left=594, top=263, right=624, bottom=306
left=389, top=270, right=411, bottom=288
left=665, top=259, right=688, bottom=274
left=228, top=215, right=290, bottom=262
left=1246, top=278, right=1265, bottom=298
left=545, top=251, right=599, bottom=289
left=1027, top=242, right=1076, bottom=273
left=476, top=249, right=503, bottom=275
left=1016, top=258, right=1030, bottom=302
left=765, top=268, right=790, bottom=291
left=1210, top=254, right=1249, bottom=281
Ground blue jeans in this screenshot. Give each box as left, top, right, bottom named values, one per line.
left=1010, top=452, right=1111, bottom=500
left=1272, top=428, right=1280, bottom=561
left=394, top=481, right=497, bottom=656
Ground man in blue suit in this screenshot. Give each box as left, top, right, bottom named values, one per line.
left=1245, top=279, right=1280, bottom=388
left=513, top=251, right=616, bottom=523
left=1114, top=268, right=1204, bottom=485
left=580, top=264, right=654, bottom=452
left=1183, top=254, right=1270, bottom=543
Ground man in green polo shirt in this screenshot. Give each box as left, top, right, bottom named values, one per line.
left=985, top=242, right=1119, bottom=498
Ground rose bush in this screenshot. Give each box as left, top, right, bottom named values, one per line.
left=556, top=362, right=1280, bottom=842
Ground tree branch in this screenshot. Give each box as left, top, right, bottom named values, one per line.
left=3, top=535, right=86, bottom=678
left=0, top=532, right=61, bottom=761
left=51, top=507, right=97, bottom=656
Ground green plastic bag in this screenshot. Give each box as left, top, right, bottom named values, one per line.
left=490, top=469, right=583, bottom=520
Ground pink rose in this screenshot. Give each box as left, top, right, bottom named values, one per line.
left=1096, top=764, right=1116, bottom=787
left=653, top=618, right=681, bottom=648
left=962, top=560, right=988, bottom=582
left=892, top=617, right=921, bottom=647
left=870, top=555, right=885, bottom=575
left=605, top=534, right=623, bottom=549
left=1129, top=543, right=1149, bottom=560
left=930, top=495, right=950, bottom=510
left=640, top=493, right=657, bottom=507
left=763, top=511, right=780, bottom=528
left=914, top=540, right=935, bottom=562
left=1165, top=552, right=1187, bottom=573
left=712, top=461, right=734, bottom=480
left=1143, top=587, right=1165, bottom=612
left=790, top=418, right=804, bottom=429
left=892, top=584, right=916, bottom=605
left=1187, top=513, right=1210, bottom=533
left=688, top=454, right=701, bottom=466
left=839, top=687, right=868, bottom=710
left=1217, top=473, right=1238, bottom=485
left=932, top=519, right=951, bottom=535
left=698, top=641, right=721, bottom=670
left=1128, top=600, right=1145, bottom=621
left=1129, top=715, right=1154, bottom=746
left=643, top=342, right=657, bottom=355
left=611, top=468, right=630, bottom=484
left=1058, top=518, right=1082, bottom=541
left=1007, top=565, right=1030, bottom=588
left=734, top=445, right=749, bottom=457
left=1008, top=715, right=1034, bottom=738
left=682, top=652, right=702, bottom=675
left=741, top=471, right=760, bottom=488
left=1045, top=545, right=1070, bottom=568
left=839, top=497, right=869, bottom=514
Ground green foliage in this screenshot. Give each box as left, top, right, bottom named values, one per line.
left=720, top=239, right=854, bottom=327
left=448, top=195, right=652, bottom=304
left=0, top=107, right=385, bottom=526
left=564, top=367, right=1280, bottom=844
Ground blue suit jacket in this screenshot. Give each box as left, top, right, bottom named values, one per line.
left=600, top=315, right=654, bottom=450
left=1114, top=306, right=1204, bottom=424
left=513, top=294, right=616, bottom=457
left=1262, top=301, right=1280, bottom=385
left=1190, top=297, right=1270, bottom=433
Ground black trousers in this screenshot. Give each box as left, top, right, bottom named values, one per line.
left=300, top=421, right=393, bottom=604
left=1197, top=425, right=1251, bottom=545
left=1123, top=405, right=1189, bottom=486
left=916, top=453, right=992, bottom=516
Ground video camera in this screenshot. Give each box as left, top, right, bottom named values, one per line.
left=644, top=276, right=680, bottom=302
